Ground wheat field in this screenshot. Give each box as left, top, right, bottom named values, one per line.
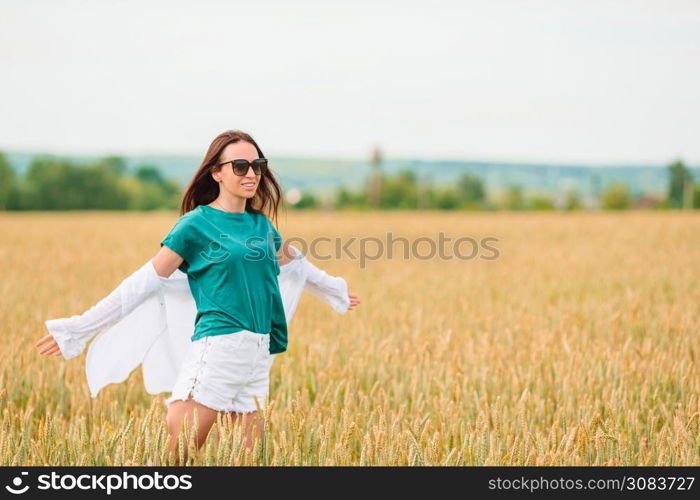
left=1, top=210, right=698, bottom=465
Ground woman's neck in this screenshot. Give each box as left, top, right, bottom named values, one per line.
left=211, top=196, right=246, bottom=213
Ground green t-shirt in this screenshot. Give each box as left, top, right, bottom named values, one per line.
left=160, top=204, right=288, bottom=354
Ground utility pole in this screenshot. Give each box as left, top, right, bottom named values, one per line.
left=369, top=146, right=382, bottom=207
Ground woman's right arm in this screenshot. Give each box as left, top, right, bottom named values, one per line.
left=152, top=245, right=185, bottom=278
left=36, top=246, right=186, bottom=359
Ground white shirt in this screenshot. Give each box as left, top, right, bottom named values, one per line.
left=83, top=246, right=349, bottom=398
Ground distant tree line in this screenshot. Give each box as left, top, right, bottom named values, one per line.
left=293, top=159, right=700, bottom=211
left=0, top=152, right=181, bottom=210
left=0, top=151, right=698, bottom=212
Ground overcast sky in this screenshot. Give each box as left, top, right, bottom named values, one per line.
left=1, top=0, right=698, bottom=165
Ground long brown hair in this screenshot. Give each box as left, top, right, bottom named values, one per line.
left=180, top=130, right=284, bottom=226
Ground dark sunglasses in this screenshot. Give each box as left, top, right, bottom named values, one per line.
left=217, top=158, right=267, bottom=176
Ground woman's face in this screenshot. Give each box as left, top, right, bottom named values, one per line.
left=212, top=141, right=261, bottom=199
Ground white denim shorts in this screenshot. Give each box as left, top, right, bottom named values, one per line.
left=164, top=330, right=275, bottom=413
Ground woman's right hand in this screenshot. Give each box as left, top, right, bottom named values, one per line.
left=35, top=333, right=63, bottom=357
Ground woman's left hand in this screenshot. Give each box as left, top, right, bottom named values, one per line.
left=348, top=292, right=361, bottom=310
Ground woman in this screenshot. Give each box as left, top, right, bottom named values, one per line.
left=81, top=243, right=355, bottom=401
left=36, top=130, right=360, bottom=464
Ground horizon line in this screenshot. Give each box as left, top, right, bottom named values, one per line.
left=1, top=146, right=697, bottom=169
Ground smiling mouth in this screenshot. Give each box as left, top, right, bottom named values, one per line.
left=242, top=183, right=256, bottom=188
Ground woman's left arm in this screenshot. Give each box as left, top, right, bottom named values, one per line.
left=300, top=252, right=360, bottom=313
left=274, top=234, right=361, bottom=313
